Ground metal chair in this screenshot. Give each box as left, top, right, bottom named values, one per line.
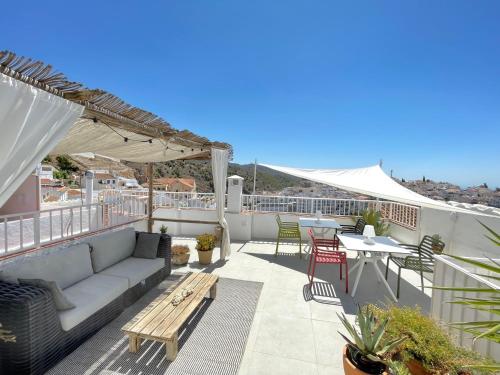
left=340, top=218, right=366, bottom=234
left=385, top=235, right=445, bottom=298
left=275, top=215, right=302, bottom=258
left=307, top=229, right=348, bottom=293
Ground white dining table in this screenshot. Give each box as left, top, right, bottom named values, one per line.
left=299, top=217, right=342, bottom=256
left=299, top=217, right=342, bottom=235
left=337, top=234, right=412, bottom=301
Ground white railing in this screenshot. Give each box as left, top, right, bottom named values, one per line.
left=0, top=198, right=147, bottom=255
left=99, top=190, right=419, bottom=230
left=241, top=195, right=419, bottom=230
left=432, top=255, right=500, bottom=360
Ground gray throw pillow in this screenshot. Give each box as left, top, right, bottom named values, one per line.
left=19, top=278, right=75, bottom=311
left=133, top=233, right=160, bottom=259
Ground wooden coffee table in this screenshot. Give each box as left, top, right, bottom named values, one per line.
left=122, top=272, right=218, bottom=361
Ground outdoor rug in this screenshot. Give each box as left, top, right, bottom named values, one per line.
left=47, top=273, right=263, bottom=375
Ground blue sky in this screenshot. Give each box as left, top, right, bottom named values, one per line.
left=3, top=1, right=500, bottom=187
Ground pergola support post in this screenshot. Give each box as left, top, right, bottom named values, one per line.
left=147, top=162, right=154, bottom=233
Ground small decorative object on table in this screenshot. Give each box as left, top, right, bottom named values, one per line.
left=315, top=210, right=322, bottom=222
left=196, top=233, right=217, bottom=265
left=171, top=245, right=190, bottom=265
left=363, top=225, right=376, bottom=245
left=159, top=225, right=168, bottom=234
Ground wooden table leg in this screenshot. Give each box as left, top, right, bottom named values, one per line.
left=128, top=335, right=141, bottom=353
left=165, top=333, right=178, bottom=361
left=210, top=283, right=217, bottom=299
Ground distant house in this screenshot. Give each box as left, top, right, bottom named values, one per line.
left=151, top=178, right=196, bottom=193
left=39, top=164, right=56, bottom=180
left=116, top=176, right=140, bottom=189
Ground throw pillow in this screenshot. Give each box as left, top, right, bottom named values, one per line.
left=19, top=278, right=75, bottom=311
left=133, top=232, right=160, bottom=259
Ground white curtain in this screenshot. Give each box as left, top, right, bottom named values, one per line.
left=211, top=147, right=231, bottom=259
left=0, top=73, right=84, bottom=208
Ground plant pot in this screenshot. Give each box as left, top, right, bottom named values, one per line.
left=342, top=345, right=388, bottom=375
left=172, top=252, right=190, bottom=265
left=197, top=249, right=214, bottom=265
left=405, top=359, right=432, bottom=375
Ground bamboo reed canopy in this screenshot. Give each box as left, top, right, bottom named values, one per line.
left=0, top=51, right=231, bottom=162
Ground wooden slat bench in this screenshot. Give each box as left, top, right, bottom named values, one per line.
left=122, top=272, right=218, bottom=361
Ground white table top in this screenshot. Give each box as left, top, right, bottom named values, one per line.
left=299, top=217, right=342, bottom=229
left=337, top=234, right=412, bottom=255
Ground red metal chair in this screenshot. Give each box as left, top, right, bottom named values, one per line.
left=307, top=229, right=348, bottom=293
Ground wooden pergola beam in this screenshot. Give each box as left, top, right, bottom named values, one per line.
left=147, top=162, right=154, bottom=233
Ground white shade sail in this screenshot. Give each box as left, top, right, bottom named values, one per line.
left=261, top=163, right=455, bottom=210
left=211, top=148, right=231, bottom=260
left=0, top=73, right=84, bottom=208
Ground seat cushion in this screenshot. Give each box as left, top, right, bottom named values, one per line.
left=0, top=243, right=93, bottom=289
left=87, top=227, right=136, bottom=272
left=99, top=257, right=165, bottom=288
left=58, top=274, right=128, bottom=331
left=133, top=232, right=160, bottom=259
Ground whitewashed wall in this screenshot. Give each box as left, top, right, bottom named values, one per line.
left=419, top=207, right=499, bottom=257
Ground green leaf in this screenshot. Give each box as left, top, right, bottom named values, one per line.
left=445, top=254, right=500, bottom=274
left=433, top=286, right=499, bottom=293
left=474, top=323, right=500, bottom=341
left=478, top=221, right=500, bottom=245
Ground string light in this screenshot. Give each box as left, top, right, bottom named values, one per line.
left=91, top=117, right=207, bottom=153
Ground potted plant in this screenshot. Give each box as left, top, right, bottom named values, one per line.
left=361, top=209, right=390, bottom=236
left=337, top=307, right=407, bottom=375
left=171, top=244, right=190, bottom=265
left=196, top=233, right=217, bottom=265
left=367, top=304, right=494, bottom=375
left=159, top=224, right=168, bottom=234
left=430, top=234, right=443, bottom=253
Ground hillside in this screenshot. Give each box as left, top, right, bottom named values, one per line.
left=125, top=160, right=307, bottom=193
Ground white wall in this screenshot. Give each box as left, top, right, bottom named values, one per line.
left=419, top=207, right=500, bottom=257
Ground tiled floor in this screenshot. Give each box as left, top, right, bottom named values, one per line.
left=172, top=238, right=432, bottom=375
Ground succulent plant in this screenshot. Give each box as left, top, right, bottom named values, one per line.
left=337, top=307, right=406, bottom=365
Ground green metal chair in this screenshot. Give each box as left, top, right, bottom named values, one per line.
left=275, top=215, right=302, bottom=258
left=385, top=235, right=445, bottom=298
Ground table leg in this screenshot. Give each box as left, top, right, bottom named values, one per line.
left=166, top=333, right=179, bottom=361
left=128, top=335, right=141, bottom=353
left=373, top=260, right=398, bottom=302
left=351, top=257, right=365, bottom=297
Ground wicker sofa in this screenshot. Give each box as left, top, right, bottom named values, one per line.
left=0, top=227, right=171, bottom=375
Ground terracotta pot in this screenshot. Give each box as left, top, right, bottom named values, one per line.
left=342, top=346, right=389, bottom=375
left=406, top=359, right=432, bottom=375
left=197, top=249, right=214, bottom=265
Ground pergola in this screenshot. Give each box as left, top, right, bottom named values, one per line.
left=0, top=50, right=232, bottom=258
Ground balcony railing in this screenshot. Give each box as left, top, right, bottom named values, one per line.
left=0, top=197, right=147, bottom=256
left=133, top=191, right=418, bottom=230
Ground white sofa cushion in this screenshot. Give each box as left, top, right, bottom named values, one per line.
left=0, top=243, right=93, bottom=289
left=87, top=227, right=136, bottom=272
left=99, top=257, right=165, bottom=288
left=58, top=274, right=128, bottom=331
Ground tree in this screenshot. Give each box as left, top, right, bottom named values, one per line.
left=423, top=176, right=426, bottom=182
left=482, top=182, right=488, bottom=189
left=56, top=155, right=78, bottom=173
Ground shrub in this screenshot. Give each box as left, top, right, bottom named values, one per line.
left=171, top=245, right=190, bottom=255
left=361, top=209, right=390, bottom=236
left=367, top=304, right=494, bottom=374
left=195, top=233, right=217, bottom=251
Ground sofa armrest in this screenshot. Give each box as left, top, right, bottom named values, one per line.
left=0, top=280, right=63, bottom=374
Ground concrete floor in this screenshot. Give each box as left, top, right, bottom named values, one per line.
left=172, top=238, right=432, bottom=375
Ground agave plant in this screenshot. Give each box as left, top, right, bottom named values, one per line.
left=433, top=222, right=500, bottom=370
left=361, top=209, right=390, bottom=236
left=337, top=307, right=407, bottom=364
